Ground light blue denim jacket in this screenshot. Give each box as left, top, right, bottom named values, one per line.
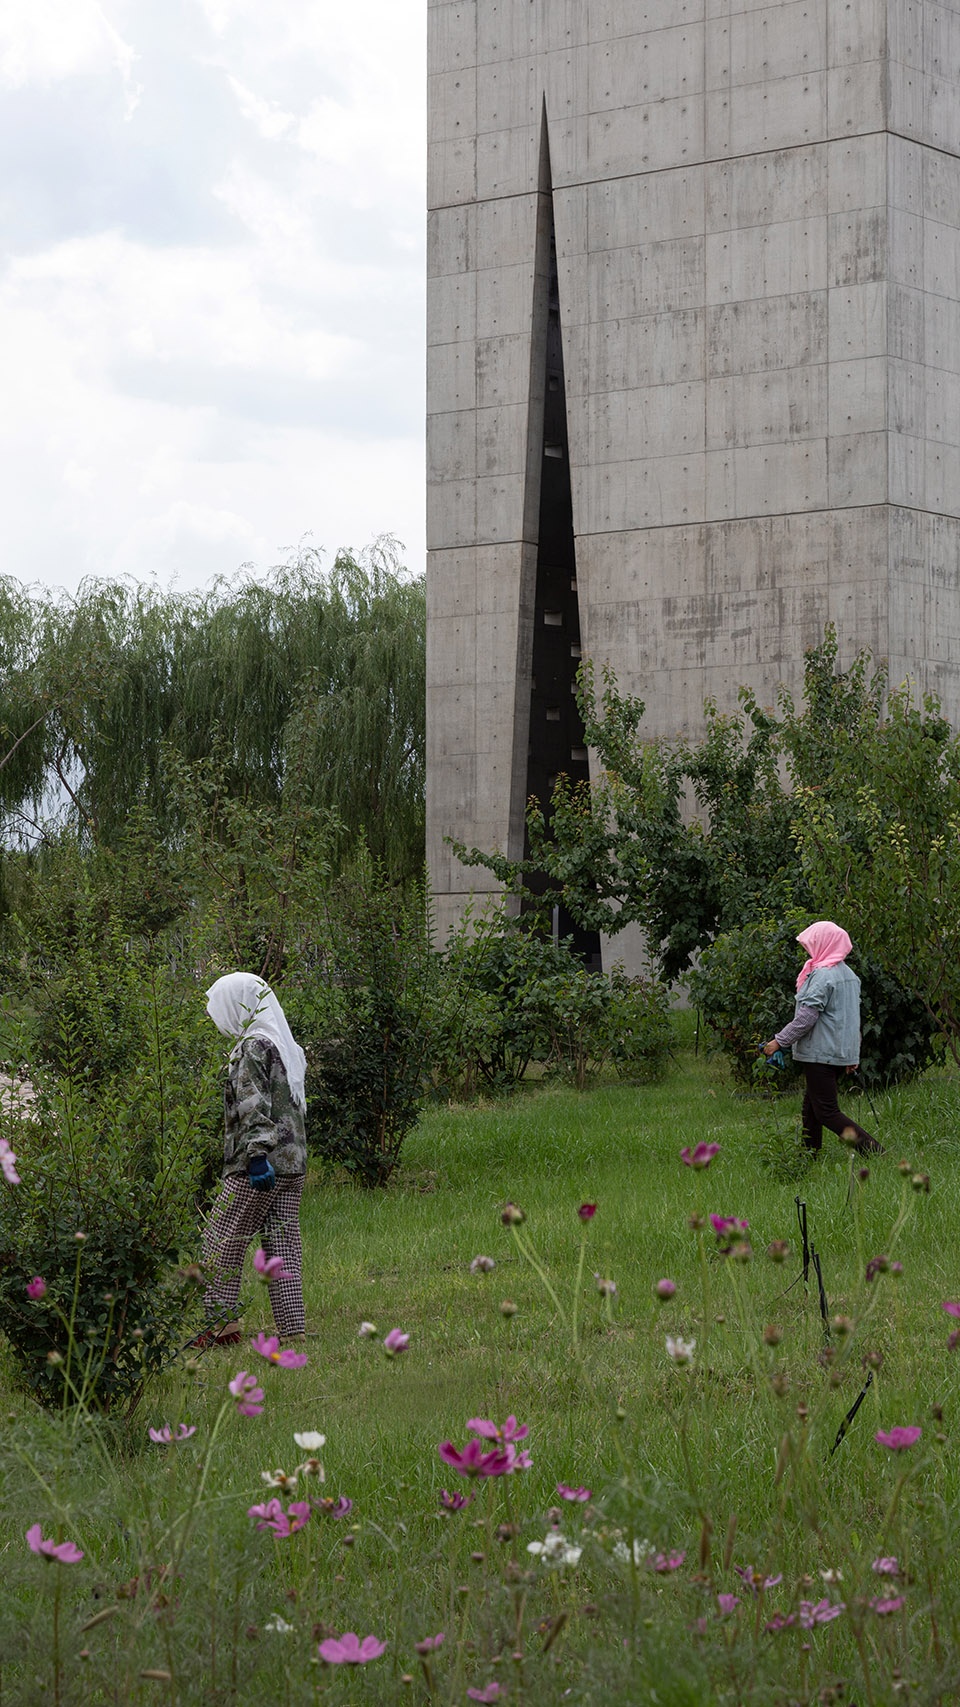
left=787, top=964, right=862, bottom=1067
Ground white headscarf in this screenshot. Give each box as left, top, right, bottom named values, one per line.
left=205, top=972, right=307, bottom=1109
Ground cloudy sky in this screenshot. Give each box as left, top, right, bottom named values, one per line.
left=0, top=0, right=426, bottom=594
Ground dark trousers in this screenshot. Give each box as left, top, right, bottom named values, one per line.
left=800, top=1061, right=875, bottom=1152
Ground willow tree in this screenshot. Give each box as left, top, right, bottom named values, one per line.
left=0, top=539, right=425, bottom=883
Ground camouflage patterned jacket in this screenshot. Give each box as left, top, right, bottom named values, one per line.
left=222, top=1037, right=307, bottom=1178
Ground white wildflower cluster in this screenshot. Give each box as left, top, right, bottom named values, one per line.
left=665, top=1335, right=696, bottom=1365
left=613, top=1537, right=653, bottom=1567
left=527, top=1530, right=583, bottom=1568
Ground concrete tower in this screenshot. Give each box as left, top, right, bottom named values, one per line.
left=426, top=0, right=960, bottom=947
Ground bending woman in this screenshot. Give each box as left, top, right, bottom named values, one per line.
left=201, top=972, right=308, bottom=1344
left=762, top=920, right=882, bottom=1156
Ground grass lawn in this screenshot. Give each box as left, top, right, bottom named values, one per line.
left=2, top=1020, right=959, bottom=1705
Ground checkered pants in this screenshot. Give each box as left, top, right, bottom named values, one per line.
left=201, top=1173, right=305, bottom=1336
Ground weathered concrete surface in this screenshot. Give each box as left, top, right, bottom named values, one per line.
left=427, top=0, right=960, bottom=952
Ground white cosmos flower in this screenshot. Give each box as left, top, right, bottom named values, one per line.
left=261, top=1468, right=298, bottom=1489
left=264, top=1614, right=295, bottom=1635
left=527, top=1531, right=582, bottom=1568
left=665, top=1335, right=696, bottom=1364
left=358, top=1321, right=377, bottom=1338
left=293, top=1432, right=325, bottom=1452
left=613, top=1538, right=653, bottom=1566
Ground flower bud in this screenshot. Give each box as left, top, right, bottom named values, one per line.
left=897, top=1158, right=912, bottom=1176
left=654, top=1278, right=677, bottom=1301
left=763, top=1324, right=783, bottom=1347
left=770, top=1372, right=789, bottom=1397
left=688, top=1212, right=706, bottom=1232
left=499, top=1299, right=518, bottom=1317
left=47, top=1350, right=63, bottom=1365
left=470, top=1255, right=495, bottom=1274
left=911, top=1173, right=930, bottom=1194
left=501, top=1202, right=525, bottom=1226
left=832, top=1315, right=854, bottom=1338
left=730, top=1240, right=752, bottom=1264
left=74, top=1230, right=87, bottom=1243
left=766, top=1240, right=790, bottom=1264
left=858, top=1167, right=870, bottom=1183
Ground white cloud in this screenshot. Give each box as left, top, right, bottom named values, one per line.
left=0, top=0, right=141, bottom=115
left=0, top=0, right=427, bottom=593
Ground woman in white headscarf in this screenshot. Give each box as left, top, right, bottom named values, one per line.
left=199, top=972, right=308, bottom=1344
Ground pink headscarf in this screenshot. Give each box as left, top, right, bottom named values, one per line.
left=796, top=921, right=853, bottom=991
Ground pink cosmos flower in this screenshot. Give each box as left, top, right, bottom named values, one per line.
left=651, top=1551, right=685, bottom=1573
left=148, top=1424, right=197, bottom=1444
left=317, top=1633, right=386, bottom=1664
left=468, top=1414, right=529, bottom=1444
left=437, top=1438, right=515, bottom=1478
left=942, top=1301, right=960, bottom=1318
left=228, top=1371, right=265, bottom=1417
left=875, top=1426, right=922, bottom=1451
left=26, top=1277, right=46, bottom=1300
left=557, top=1483, right=592, bottom=1502
left=872, top=1557, right=899, bottom=1575
left=716, top=1594, right=740, bottom=1617
left=870, top=1595, right=905, bottom=1616
left=312, top=1495, right=353, bottom=1519
left=383, top=1328, right=410, bottom=1356
left=799, top=1598, right=844, bottom=1627
left=578, top=1203, right=597, bottom=1220
left=0, top=1137, right=21, bottom=1185
left=710, top=1214, right=749, bottom=1237
left=247, top=1498, right=312, bottom=1538
left=26, top=1524, right=83, bottom=1564
left=415, top=1633, right=445, bottom=1654
left=440, top=1488, right=472, bottom=1511
left=467, top=1687, right=501, bottom=1704
left=735, top=1565, right=783, bottom=1592
left=681, top=1142, right=720, bottom=1169
left=765, top=1611, right=796, bottom=1632
left=253, top=1249, right=291, bottom=1284
left=251, top=1333, right=308, bottom=1369
left=654, top=1278, right=677, bottom=1300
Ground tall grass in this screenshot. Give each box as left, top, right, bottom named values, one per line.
left=2, top=1025, right=958, bottom=1704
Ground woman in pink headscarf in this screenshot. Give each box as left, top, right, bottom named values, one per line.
left=761, top=921, right=882, bottom=1156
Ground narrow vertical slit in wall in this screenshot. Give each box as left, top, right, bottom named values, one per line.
left=523, top=123, right=601, bottom=970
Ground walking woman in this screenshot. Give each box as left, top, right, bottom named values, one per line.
left=762, top=920, right=882, bottom=1156
left=200, top=972, right=308, bottom=1345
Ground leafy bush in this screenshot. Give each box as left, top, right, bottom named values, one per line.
left=438, top=920, right=673, bottom=1094
left=0, top=960, right=221, bottom=1410
left=285, top=863, right=456, bottom=1187
left=687, top=912, right=941, bottom=1091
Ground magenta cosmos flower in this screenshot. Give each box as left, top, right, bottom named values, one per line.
left=799, top=1598, right=844, bottom=1626
left=710, top=1214, right=749, bottom=1237
left=872, top=1557, right=899, bottom=1575
left=870, top=1595, right=905, bottom=1615
left=0, top=1137, right=20, bottom=1185
left=148, top=1423, right=197, bottom=1444
left=248, top=1498, right=312, bottom=1538
left=651, top=1550, right=685, bottom=1573
left=875, top=1426, right=922, bottom=1451
left=317, top=1633, right=386, bottom=1664
left=735, top=1565, right=782, bottom=1592
left=681, top=1142, right=720, bottom=1169
left=578, top=1203, right=597, bottom=1220
left=440, top=1488, right=472, bottom=1510
left=437, top=1438, right=516, bottom=1478
left=468, top=1414, right=528, bottom=1444
left=467, top=1687, right=502, bottom=1704
left=26, top=1277, right=46, bottom=1300
left=383, top=1328, right=410, bottom=1356
left=26, top=1524, right=83, bottom=1564
left=415, top=1633, right=445, bottom=1655
left=942, top=1301, right=960, bottom=1318
left=253, top=1249, right=291, bottom=1283
left=228, top=1371, right=265, bottom=1417
left=251, top=1333, right=308, bottom=1369
left=557, top=1483, right=592, bottom=1502
left=716, top=1594, right=740, bottom=1617
left=312, top=1495, right=353, bottom=1519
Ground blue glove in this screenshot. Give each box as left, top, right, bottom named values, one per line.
left=247, top=1154, right=276, bottom=1192
left=758, top=1046, right=787, bottom=1070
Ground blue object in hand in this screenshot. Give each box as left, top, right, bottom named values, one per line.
left=758, top=1046, right=787, bottom=1069
left=247, top=1154, right=276, bottom=1192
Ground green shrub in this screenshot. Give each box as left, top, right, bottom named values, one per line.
left=687, top=911, right=941, bottom=1090
left=0, top=960, right=221, bottom=1411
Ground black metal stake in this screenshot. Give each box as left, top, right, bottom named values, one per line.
left=810, top=1244, right=830, bottom=1337
left=795, top=1197, right=810, bottom=1287
left=830, top=1370, right=875, bottom=1456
